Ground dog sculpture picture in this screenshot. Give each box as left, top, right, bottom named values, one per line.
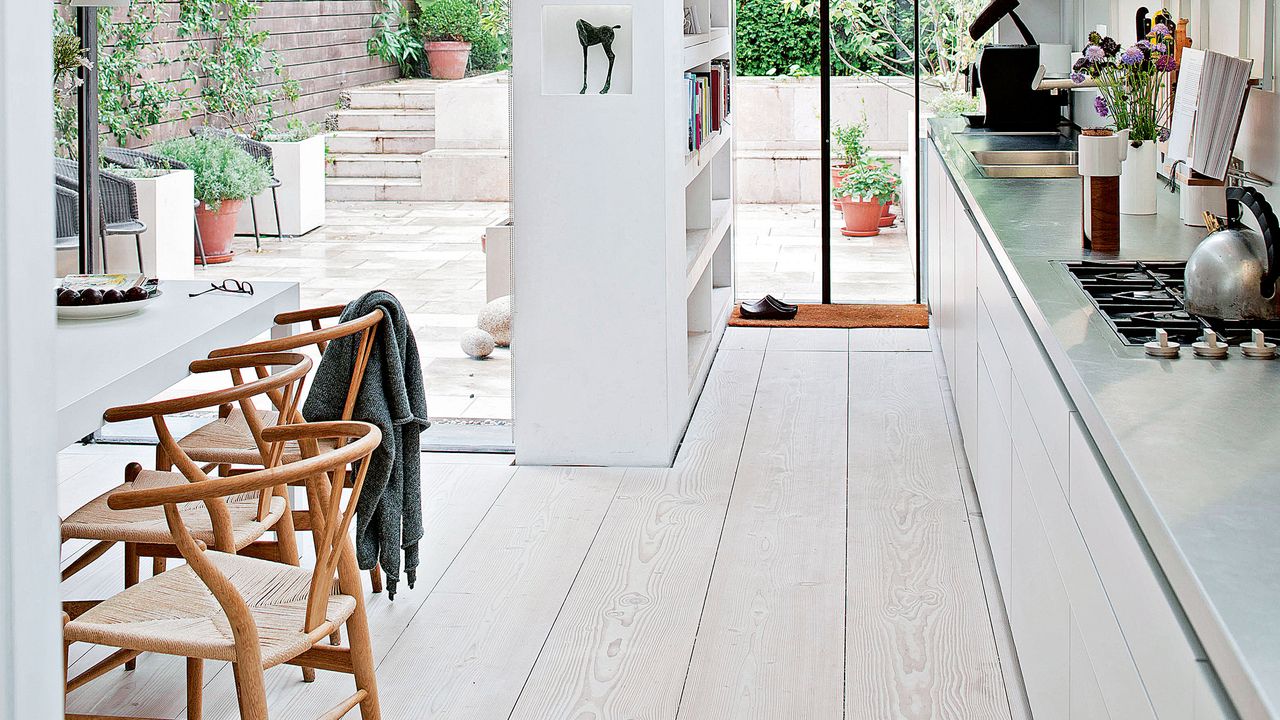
left=576, top=19, right=622, bottom=94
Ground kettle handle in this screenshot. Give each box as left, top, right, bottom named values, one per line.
left=1227, top=186, right=1280, bottom=297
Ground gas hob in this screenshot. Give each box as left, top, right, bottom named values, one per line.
left=1063, top=260, right=1280, bottom=347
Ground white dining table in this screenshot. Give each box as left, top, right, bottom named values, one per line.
left=54, top=279, right=300, bottom=449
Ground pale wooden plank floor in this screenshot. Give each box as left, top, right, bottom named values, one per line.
left=60, top=328, right=1019, bottom=719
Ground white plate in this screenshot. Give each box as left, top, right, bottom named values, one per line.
left=57, top=291, right=162, bottom=321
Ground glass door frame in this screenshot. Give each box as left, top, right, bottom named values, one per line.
left=818, top=1, right=922, bottom=305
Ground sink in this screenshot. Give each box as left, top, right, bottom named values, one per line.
left=970, top=149, right=1079, bottom=179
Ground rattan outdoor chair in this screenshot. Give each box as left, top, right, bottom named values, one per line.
left=102, top=147, right=208, bottom=267
left=55, top=184, right=80, bottom=252
left=53, top=157, right=147, bottom=273
left=61, top=352, right=311, bottom=673
left=176, top=304, right=390, bottom=593
left=63, top=415, right=383, bottom=720
left=190, top=126, right=283, bottom=250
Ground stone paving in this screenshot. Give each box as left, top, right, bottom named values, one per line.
left=199, top=201, right=915, bottom=421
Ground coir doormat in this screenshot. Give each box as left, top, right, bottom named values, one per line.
left=729, top=303, right=930, bottom=329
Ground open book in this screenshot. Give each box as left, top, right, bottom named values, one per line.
left=1165, top=49, right=1254, bottom=181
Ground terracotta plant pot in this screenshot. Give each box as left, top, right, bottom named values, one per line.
left=838, top=196, right=883, bottom=237
left=194, top=198, right=244, bottom=264
left=879, top=201, right=897, bottom=227
left=425, top=41, right=472, bottom=80
left=831, top=165, right=852, bottom=209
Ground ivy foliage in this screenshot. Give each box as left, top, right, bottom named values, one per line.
left=177, top=0, right=301, bottom=137
left=735, top=0, right=822, bottom=77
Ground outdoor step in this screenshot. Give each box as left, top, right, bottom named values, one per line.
left=347, top=88, right=438, bottom=111
left=326, top=177, right=423, bottom=202
left=327, top=152, right=423, bottom=178
left=325, top=131, right=437, bottom=155
left=336, top=109, right=436, bottom=132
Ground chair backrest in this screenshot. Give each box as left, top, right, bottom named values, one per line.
left=51, top=158, right=141, bottom=224
left=55, top=184, right=79, bottom=248
left=107, top=420, right=381, bottom=638
left=103, top=351, right=314, bottom=549
left=103, top=146, right=189, bottom=172
left=209, top=306, right=384, bottom=424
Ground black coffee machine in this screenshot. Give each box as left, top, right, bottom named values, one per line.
left=969, top=0, right=1063, bottom=131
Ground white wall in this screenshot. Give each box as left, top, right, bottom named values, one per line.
left=0, top=2, right=62, bottom=718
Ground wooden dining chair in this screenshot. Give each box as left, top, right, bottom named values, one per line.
left=64, top=419, right=384, bottom=720
left=175, top=305, right=389, bottom=591
left=60, top=353, right=311, bottom=638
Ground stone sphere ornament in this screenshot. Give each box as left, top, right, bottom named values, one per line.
left=461, top=328, right=495, bottom=359
left=477, top=295, right=512, bottom=347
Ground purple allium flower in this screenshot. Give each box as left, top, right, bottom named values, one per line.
left=1094, top=95, right=1110, bottom=117
left=1153, top=22, right=1171, bottom=37
left=1121, top=46, right=1144, bottom=65
left=1156, top=54, right=1177, bottom=72
left=1085, top=44, right=1106, bottom=62
left=1101, top=37, right=1121, bottom=56
left=1071, top=71, right=1087, bottom=84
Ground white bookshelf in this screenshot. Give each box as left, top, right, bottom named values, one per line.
left=512, top=0, right=736, bottom=466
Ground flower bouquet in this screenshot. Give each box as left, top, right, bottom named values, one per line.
left=1072, top=17, right=1178, bottom=213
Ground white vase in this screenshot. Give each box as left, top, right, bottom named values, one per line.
left=1120, top=139, right=1158, bottom=215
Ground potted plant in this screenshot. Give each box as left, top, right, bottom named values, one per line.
left=234, top=119, right=328, bottom=237
left=416, top=0, right=482, bottom=80
left=154, top=134, right=270, bottom=264
left=834, top=162, right=899, bottom=238
left=1071, top=15, right=1178, bottom=215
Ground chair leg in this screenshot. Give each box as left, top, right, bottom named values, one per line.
left=339, top=552, right=381, bottom=719
left=186, top=658, right=203, bottom=720
left=270, top=187, right=284, bottom=240
left=152, top=557, right=167, bottom=576
left=231, top=661, right=269, bottom=720
left=271, top=488, right=315, bottom=683
left=134, top=233, right=145, bottom=274
left=370, top=564, right=383, bottom=594
left=194, top=219, right=207, bottom=268
left=156, top=445, right=173, bottom=472
left=123, top=543, right=139, bottom=671
left=100, top=234, right=109, bottom=273
left=249, top=197, right=262, bottom=251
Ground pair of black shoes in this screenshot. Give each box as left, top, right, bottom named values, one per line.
left=740, top=295, right=798, bottom=320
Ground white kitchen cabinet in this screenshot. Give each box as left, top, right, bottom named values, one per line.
left=976, top=321, right=1012, bottom=609
left=953, top=201, right=979, bottom=464
left=1194, top=661, right=1239, bottom=720
left=927, top=149, right=944, bottom=309
left=1070, top=616, right=1111, bottom=720
left=1011, top=413, right=1071, bottom=720
left=940, top=176, right=957, bottom=392
left=1069, top=416, right=1199, bottom=720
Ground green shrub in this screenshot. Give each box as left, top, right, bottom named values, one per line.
left=736, top=0, right=821, bottom=76
left=416, top=0, right=482, bottom=42
left=468, top=25, right=509, bottom=72
left=153, top=134, right=271, bottom=210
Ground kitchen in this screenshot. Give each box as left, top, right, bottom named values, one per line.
left=928, top=0, right=1280, bottom=718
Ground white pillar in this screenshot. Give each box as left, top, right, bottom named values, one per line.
left=0, top=1, right=62, bottom=718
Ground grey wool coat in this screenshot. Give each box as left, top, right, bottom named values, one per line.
left=303, top=290, right=430, bottom=599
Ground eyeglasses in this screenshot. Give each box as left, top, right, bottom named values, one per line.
left=189, top=279, right=255, bottom=297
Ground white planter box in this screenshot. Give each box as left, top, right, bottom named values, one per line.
left=483, top=220, right=512, bottom=302
left=235, top=134, right=326, bottom=237
left=59, top=168, right=197, bottom=279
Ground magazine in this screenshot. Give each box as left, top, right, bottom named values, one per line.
left=61, top=274, right=148, bottom=292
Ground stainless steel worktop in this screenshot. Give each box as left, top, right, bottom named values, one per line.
left=929, top=117, right=1280, bottom=719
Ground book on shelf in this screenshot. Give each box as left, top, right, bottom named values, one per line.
left=686, top=62, right=732, bottom=153
left=1165, top=48, right=1254, bottom=181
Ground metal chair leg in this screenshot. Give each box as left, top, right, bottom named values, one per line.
left=134, top=234, right=145, bottom=273
left=270, top=186, right=284, bottom=240
left=100, top=235, right=109, bottom=273
left=249, top=197, right=262, bottom=251
left=194, top=220, right=207, bottom=268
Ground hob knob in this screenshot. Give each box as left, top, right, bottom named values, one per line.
left=1145, top=328, right=1182, bottom=358
left=1192, top=330, right=1229, bottom=359
left=1241, top=330, right=1278, bottom=359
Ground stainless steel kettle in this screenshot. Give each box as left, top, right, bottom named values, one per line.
left=1184, top=186, right=1280, bottom=321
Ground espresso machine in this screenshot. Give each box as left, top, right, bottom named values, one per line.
left=968, top=0, right=1064, bottom=131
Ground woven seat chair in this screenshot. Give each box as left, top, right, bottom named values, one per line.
left=102, top=146, right=208, bottom=267
left=63, top=418, right=384, bottom=720
left=53, top=157, right=147, bottom=273
left=55, top=184, right=80, bottom=252
left=190, top=126, right=283, bottom=250
left=175, top=304, right=390, bottom=592
left=61, top=352, right=311, bottom=674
